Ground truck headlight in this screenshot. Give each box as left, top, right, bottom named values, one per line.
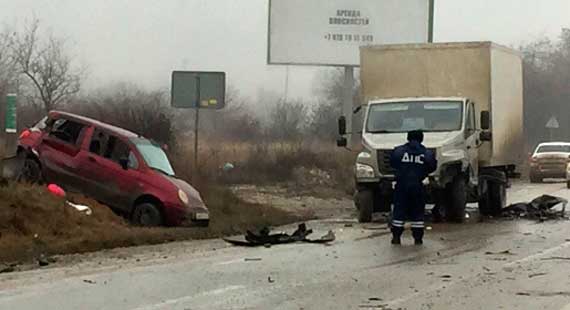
left=178, top=189, right=189, bottom=205
left=357, top=151, right=372, bottom=160
left=356, top=163, right=375, bottom=178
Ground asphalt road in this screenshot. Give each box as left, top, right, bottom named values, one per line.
left=1, top=181, right=570, bottom=310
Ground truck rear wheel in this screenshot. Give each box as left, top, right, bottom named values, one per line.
left=356, top=189, right=374, bottom=223
left=486, top=181, right=506, bottom=216
left=479, top=171, right=507, bottom=216
left=444, top=175, right=466, bottom=223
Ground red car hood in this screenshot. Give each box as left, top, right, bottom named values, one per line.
left=165, top=176, right=207, bottom=210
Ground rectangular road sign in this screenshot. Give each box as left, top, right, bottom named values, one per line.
left=171, top=71, right=226, bottom=109
left=5, top=94, right=16, bottom=133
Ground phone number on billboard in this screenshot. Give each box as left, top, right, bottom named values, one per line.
left=324, top=34, right=374, bottom=43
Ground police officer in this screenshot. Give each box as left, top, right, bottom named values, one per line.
left=389, top=130, right=437, bottom=245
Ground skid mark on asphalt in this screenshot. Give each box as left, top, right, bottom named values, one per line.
left=131, top=285, right=246, bottom=310
left=385, top=241, right=570, bottom=307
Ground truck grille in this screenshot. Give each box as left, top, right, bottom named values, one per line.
left=377, top=148, right=436, bottom=175
left=377, top=150, right=395, bottom=175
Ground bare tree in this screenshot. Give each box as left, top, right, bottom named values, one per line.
left=520, top=28, right=570, bottom=147
left=268, top=99, right=308, bottom=141
left=310, top=68, right=361, bottom=139
left=13, top=20, right=82, bottom=112
left=0, top=27, right=16, bottom=95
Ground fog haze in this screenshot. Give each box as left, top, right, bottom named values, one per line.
left=0, top=0, right=568, bottom=101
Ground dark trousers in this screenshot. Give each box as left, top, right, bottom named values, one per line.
left=391, top=183, right=426, bottom=240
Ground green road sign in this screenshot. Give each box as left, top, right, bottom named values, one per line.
left=5, top=94, right=16, bottom=133
left=171, top=71, right=226, bottom=109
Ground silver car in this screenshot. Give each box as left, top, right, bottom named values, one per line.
left=529, top=142, right=570, bottom=183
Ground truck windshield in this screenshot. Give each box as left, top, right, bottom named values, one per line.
left=130, top=138, right=175, bottom=176
left=366, top=101, right=464, bottom=133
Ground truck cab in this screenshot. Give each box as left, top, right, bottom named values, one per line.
left=348, top=97, right=491, bottom=222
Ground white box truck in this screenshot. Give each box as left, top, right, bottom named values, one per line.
left=338, top=42, right=524, bottom=222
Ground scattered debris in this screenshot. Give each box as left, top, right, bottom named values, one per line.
left=0, top=265, right=15, bottom=273
left=244, top=258, right=262, bottom=262
left=66, top=201, right=92, bottom=215
left=540, top=256, right=570, bottom=261
left=37, top=255, right=55, bottom=267
left=47, top=184, right=66, bottom=198
left=483, top=266, right=491, bottom=272
left=426, top=226, right=433, bottom=231
left=485, top=250, right=515, bottom=255
left=516, top=291, right=570, bottom=297
left=267, top=276, right=275, bottom=283
left=503, top=195, right=567, bottom=220
left=223, top=223, right=335, bottom=247
left=83, top=279, right=96, bottom=284
left=528, top=272, right=547, bottom=278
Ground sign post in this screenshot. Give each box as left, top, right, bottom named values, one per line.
left=171, top=71, right=226, bottom=181
left=545, top=116, right=559, bottom=141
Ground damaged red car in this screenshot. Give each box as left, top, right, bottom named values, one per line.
left=17, top=111, right=209, bottom=227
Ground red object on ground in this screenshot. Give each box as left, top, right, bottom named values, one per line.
left=47, top=184, right=66, bottom=198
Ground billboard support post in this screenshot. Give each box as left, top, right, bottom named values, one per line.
left=343, top=66, right=355, bottom=147
left=428, top=0, right=435, bottom=43
left=193, top=76, right=201, bottom=182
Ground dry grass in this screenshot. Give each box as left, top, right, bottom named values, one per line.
left=0, top=183, right=307, bottom=263
left=171, top=141, right=356, bottom=195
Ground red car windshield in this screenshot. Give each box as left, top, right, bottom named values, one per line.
left=130, top=138, right=175, bottom=176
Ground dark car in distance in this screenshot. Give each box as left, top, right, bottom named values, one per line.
left=18, top=111, right=209, bottom=227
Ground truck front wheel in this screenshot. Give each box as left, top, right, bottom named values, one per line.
left=444, top=175, right=467, bottom=223
left=356, top=189, right=374, bottom=223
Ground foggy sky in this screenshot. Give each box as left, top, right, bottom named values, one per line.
left=0, top=0, right=568, bottom=102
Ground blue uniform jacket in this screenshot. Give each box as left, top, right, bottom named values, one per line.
left=390, top=141, right=437, bottom=188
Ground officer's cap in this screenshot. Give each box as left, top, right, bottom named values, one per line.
left=407, top=130, right=424, bottom=143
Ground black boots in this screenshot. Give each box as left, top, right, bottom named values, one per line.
left=391, top=227, right=424, bottom=245
left=391, top=226, right=403, bottom=245
left=412, top=228, right=424, bottom=245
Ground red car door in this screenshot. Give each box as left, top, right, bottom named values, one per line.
left=38, top=118, right=87, bottom=191
left=78, top=129, right=142, bottom=211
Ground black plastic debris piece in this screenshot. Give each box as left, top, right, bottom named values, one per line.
left=224, top=223, right=335, bottom=247
left=502, top=195, right=567, bottom=220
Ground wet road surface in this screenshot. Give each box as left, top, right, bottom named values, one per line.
left=1, top=181, right=570, bottom=310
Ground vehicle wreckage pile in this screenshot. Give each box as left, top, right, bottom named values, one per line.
left=224, top=223, right=335, bottom=247
left=502, top=195, right=568, bottom=221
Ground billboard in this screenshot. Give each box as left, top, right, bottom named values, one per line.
left=268, top=0, right=430, bottom=66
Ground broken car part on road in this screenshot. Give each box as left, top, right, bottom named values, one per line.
left=502, top=194, right=567, bottom=221
left=223, top=223, right=335, bottom=247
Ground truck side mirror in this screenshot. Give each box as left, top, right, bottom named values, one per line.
left=480, top=131, right=492, bottom=142
left=337, top=137, right=348, bottom=148
left=338, top=116, right=347, bottom=136
left=480, top=111, right=490, bottom=130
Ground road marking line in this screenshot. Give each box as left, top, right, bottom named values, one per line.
left=215, top=258, right=244, bottom=266
left=131, top=285, right=245, bottom=310
left=386, top=241, right=570, bottom=307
